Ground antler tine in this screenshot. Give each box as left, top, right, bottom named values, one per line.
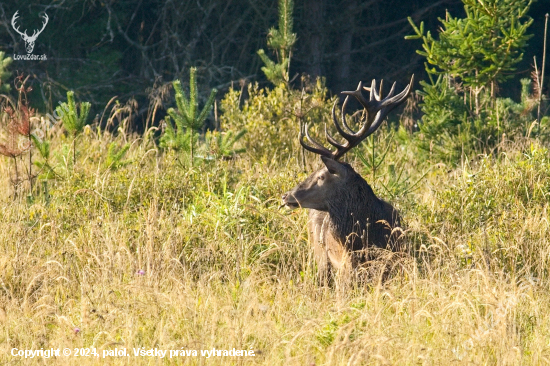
left=340, top=93, right=356, bottom=134
left=365, top=74, right=415, bottom=135
left=371, top=79, right=397, bottom=103
left=331, top=100, right=356, bottom=142
left=330, top=81, right=389, bottom=160
left=342, top=81, right=369, bottom=109
left=11, top=11, right=27, bottom=37
left=325, top=124, right=342, bottom=148
left=339, top=80, right=387, bottom=136
left=304, top=123, right=329, bottom=151
left=363, top=79, right=395, bottom=119
left=325, top=124, right=349, bottom=157
left=338, top=82, right=377, bottom=137
left=300, top=75, right=414, bottom=161
left=331, top=97, right=377, bottom=160
left=369, top=79, right=376, bottom=102
left=377, top=75, right=414, bottom=111
left=29, top=13, right=49, bottom=40
left=384, top=81, right=397, bottom=99
left=300, top=122, right=335, bottom=159
left=379, top=79, right=384, bottom=99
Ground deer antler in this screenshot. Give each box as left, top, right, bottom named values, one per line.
left=300, top=75, right=414, bottom=161
left=11, top=11, right=27, bottom=38
left=11, top=11, right=48, bottom=41
left=30, top=13, right=49, bottom=40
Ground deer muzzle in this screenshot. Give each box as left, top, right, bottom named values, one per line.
left=281, top=192, right=300, bottom=209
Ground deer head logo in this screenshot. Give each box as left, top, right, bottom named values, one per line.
left=11, top=11, right=48, bottom=54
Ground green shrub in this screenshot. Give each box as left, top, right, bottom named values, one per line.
left=0, top=51, right=12, bottom=93
left=406, top=0, right=540, bottom=164
left=220, top=79, right=334, bottom=163
left=419, top=142, right=550, bottom=274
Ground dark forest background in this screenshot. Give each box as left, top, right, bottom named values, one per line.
left=0, top=0, right=548, bottom=126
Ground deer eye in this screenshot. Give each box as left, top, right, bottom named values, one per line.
left=318, top=175, right=325, bottom=181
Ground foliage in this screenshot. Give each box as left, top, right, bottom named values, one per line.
left=356, top=128, right=429, bottom=202
left=31, top=134, right=56, bottom=180
left=4, top=0, right=546, bottom=117
left=3, top=105, right=550, bottom=364
left=56, top=91, right=91, bottom=136
left=405, top=0, right=544, bottom=164
left=0, top=51, right=12, bottom=93
left=406, top=0, right=533, bottom=92
left=31, top=134, right=50, bottom=161
left=56, top=90, right=91, bottom=166
left=103, top=141, right=131, bottom=171
left=220, top=78, right=334, bottom=162
left=160, top=68, right=217, bottom=166
left=412, top=76, right=547, bottom=162
left=413, top=75, right=470, bottom=162
left=2, top=2, right=550, bottom=363
left=257, top=49, right=289, bottom=86
left=420, top=143, right=550, bottom=272
left=161, top=122, right=194, bottom=153
left=0, top=104, right=29, bottom=159
left=0, top=75, right=37, bottom=196
left=205, top=129, right=247, bottom=160
left=257, top=0, right=296, bottom=85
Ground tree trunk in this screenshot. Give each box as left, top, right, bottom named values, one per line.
left=333, top=0, right=357, bottom=95
left=334, top=30, right=353, bottom=94
left=303, top=0, right=326, bottom=78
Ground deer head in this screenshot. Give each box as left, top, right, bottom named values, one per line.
left=11, top=11, right=48, bottom=54
left=282, top=75, right=414, bottom=210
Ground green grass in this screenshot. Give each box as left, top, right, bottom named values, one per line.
left=2, top=119, right=550, bottom=365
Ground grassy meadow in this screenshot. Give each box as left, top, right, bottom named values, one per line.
left=1, top=82, right=550, bottom=366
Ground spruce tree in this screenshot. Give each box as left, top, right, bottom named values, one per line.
left=56, top=90, right=91, bottom=166
left=257, top=0, right=297, bottom=85
left=160, top=68, right=217, bottom=166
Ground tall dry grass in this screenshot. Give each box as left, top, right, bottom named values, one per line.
left=1, top=119, right=550, bottom=365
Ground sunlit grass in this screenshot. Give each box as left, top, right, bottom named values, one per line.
left=1, top=124, right=550, bottom=365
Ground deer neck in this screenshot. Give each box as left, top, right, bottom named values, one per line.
left=326, top=177, right=377, bottom=249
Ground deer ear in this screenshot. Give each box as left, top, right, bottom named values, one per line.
left=321, top=156, right=347, bottom=176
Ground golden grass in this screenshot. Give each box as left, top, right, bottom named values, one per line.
left=1, top=130, right=550, bottom=365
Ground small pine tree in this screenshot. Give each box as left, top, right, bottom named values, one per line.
left=205, top=129, right=247, bottom=160
left=31, top=134, right=57, bottom=180
left=56, top=90, right=91, bottom=166
left=406, top=0, right=536, bottom=162
left=407, top=0, right=533, bottom=107
left=257, top=0, right=296, bottom=85
left=104, top=142, right=131, bottom=171
left=160, top=67, right=217, bottom=166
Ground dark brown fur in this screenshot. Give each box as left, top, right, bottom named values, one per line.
left=283, top=77, right=414, bottom=274
left=283, top=156, right=401, bottom=272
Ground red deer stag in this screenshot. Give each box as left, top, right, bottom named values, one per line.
left=282, top=76, right=414, bottom=274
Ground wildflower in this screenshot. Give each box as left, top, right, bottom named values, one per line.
left=137, top=269, right=145, bottom=275
left=74, top=327, right=80, bottom=334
